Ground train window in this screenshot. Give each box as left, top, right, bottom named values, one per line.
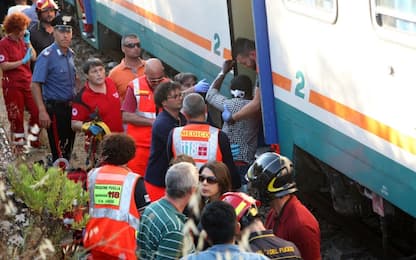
left=373, top=0, right=416, bottom=34
left=283, top=0, right=338, bottom=23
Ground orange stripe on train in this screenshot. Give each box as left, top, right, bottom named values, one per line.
left=113, top=0, right=211, bottom=51
left=309, top=90, right=416, bottom=155
left=272, top=72, right=416, bottom=155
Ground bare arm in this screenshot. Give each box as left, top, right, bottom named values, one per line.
left=122, top=111, right=155, bottom=126
left=71, top=120, right=83, bottom=132
left=121, top=87, right=155, bottom=126
left=0, top=60, right=25, bottom=71
left=232, top=86, right=261, bottom=121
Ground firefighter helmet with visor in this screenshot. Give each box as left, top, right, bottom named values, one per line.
left=246, top=152, right=297, bottom=203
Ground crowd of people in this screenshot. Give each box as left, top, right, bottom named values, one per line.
left=0, top=1, right=322, bottom=259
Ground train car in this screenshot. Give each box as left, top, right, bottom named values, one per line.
left=63, top=0, right=416, bottom=253
left=255, top=0, right=416, bottom=253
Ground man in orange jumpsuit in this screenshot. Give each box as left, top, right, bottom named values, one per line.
left=121, top=58, right=167, bottom=179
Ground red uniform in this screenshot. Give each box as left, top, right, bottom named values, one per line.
left=0, top=36, right=39, bottom=144
left=72, top=78, right=123, bottom=132
left=265, top=195, right=321, bottom=260
left=122, top=76, right=157, bottom=176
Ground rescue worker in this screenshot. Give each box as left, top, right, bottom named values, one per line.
left=221, top=192, right=303, bottom=259
left=31, top=14, right=79, bottom=165
left=0, top=12, right=38, bottom=150
left=29, top=0, right=58, bottom=56
left=71, top=57, right=123, bottom=133
left=121, top=58, right=168, bottom=176
left=247, top=152, right=321, bottom=260
left=167, top=93, right=241, bottom=190
left=83, top=133, right=150, bottom=259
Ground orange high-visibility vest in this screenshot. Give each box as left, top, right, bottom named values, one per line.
left=83, top=165, right=141, bottom=260
left=172, top=124, right=222, bottom=168
left=125, top=76, right=156, bottom=148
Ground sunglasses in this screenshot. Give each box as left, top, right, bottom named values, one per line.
left=199, top=175, right=218, bottom=184
left=124, top=42, right=141, bottom=48
left=147, top=76, right=164, bottom=84
left=167, top=93, right=184, bottom=99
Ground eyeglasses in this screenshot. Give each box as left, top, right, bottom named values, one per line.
left=147, top=76, right=164, bottom=85
left=199, top=175, right=218, bottom=184
left=167, top=93, right=184, bottom=99
left=124, top=42, right=141, bottom=48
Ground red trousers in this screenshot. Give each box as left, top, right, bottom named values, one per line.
left=127, top=146, right=150, bottom=176
left=144, top=180, right=165, bottom=202
left=2, top=86, right=38, bottom=135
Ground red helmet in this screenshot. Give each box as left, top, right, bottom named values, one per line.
left=220, top=192, right=260, bottom=228
left=36, top=0, right=59, bottom=12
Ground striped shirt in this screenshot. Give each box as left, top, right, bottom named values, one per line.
left=138, top=198, right=192, bottom=259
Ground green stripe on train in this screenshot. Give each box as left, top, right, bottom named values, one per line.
left=275, top=99, right=416, bottom=218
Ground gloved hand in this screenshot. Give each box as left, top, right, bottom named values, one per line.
left=230, top=143, right=240, bottom=160
left=88, top=124, right=104, bottom=136
left=222, top=104, right=232, bottom=122
left=21, top=48, right=32, bottom=64
left=194, top=79, right=210, bottom=93
left=23, top=30, right=30, bottom=44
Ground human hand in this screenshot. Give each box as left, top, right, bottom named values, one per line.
left=39, top=110, right=51, bottom=128
left=23, top=30, right=30, bottom=44
left=230, top=143, right=240, bottom=160
left=222, top=60, right=235, bottom=74
left=21, top=48, right=32, bottom=64
left=222, top=104, right=232, bottom=122
left=194, top=79, right=210, bottom=93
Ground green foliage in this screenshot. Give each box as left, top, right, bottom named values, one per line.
left=7, top=163, right=88, bottom=219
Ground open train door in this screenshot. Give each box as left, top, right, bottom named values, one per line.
left=227, top=0, right=279, bottom=147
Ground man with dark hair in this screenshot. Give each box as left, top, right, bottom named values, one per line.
left=144, top=81, right=187, bottom=201
left=221, top=192, right=302, bottom=259
left=71, top=57, right=124, bottom=166
left=206, top=59, right=260, bottom=192
left=138, top=162, right=199, bottom=259
left=31, top=14, right=79, bottom=165
left=29, top=0, right=58, bottom=55
left=108, top=33, right=146, bottom=103
left=223, top=37, right=261, bottom=124
left=83, top=133, right=150, bottom=259
left=182, top=200, right=268, bottom=259
left=167, top=93, right=241, bottom=190
left=71, top=57, right=123, bottom=134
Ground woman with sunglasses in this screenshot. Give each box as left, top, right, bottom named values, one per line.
left=199, top=161, right=232, bottom=210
